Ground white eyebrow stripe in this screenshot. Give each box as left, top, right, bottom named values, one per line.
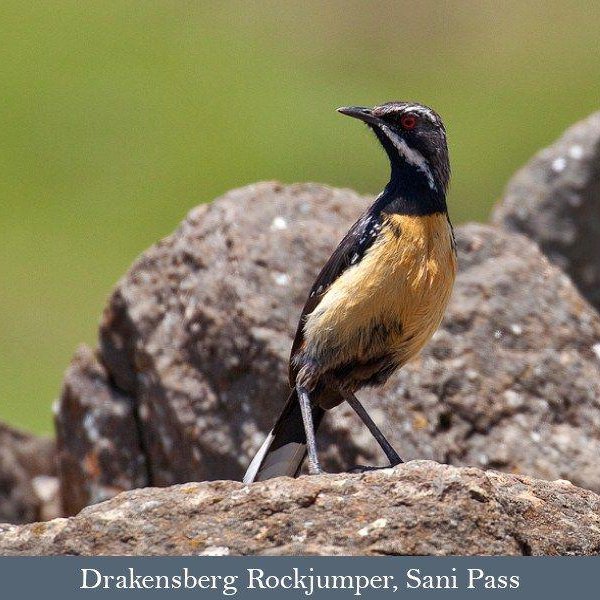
left=380, top=125, right=436, bottom=190
left=379, top=104, right=441, bottom=124
left=401, top=105, right=432, bottom=116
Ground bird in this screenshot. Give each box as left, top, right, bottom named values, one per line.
left=244, top=101, right=456, bottom=483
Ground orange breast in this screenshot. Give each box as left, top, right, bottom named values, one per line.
left=302, top=211, right=456, bottom=369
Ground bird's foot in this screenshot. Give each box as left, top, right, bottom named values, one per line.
left=348, top=463, right=402, bottom=474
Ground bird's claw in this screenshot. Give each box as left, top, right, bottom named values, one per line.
left=348, top=464, right=400, bottom=474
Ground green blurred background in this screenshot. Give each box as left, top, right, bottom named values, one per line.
left=1, top=1, right=599, bottom=433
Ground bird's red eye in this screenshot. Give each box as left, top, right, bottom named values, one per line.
left=401, top=114, right=417, bottom=129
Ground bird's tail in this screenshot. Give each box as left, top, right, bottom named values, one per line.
left=243, top=389, right=325, bottom=483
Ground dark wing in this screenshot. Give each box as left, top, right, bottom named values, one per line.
left=288, top=209, right=383, bottom=384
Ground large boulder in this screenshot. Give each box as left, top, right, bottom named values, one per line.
left=57, top=183, right=372, bottom=513
left=97, top=183, right=369, bottom=484
left=1, top=462, right=599, bottom=556
left=493, top=111, right=600, bottom=311
left=0, top=422, right=59, bottom=524
left=56, top=182, right=600, bottom=515
left=358, top=223, right=600, bottom=491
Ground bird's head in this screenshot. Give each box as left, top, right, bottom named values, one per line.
left=338, top=101, right=450, bottom=196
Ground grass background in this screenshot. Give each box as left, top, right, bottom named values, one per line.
left=1, top=1, right=599, bottom=433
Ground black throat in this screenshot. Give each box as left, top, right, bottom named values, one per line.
left=380, top=163, right=447, bottom=216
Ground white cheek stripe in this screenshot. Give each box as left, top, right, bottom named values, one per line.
left=381, top=125, right=436, bottom=190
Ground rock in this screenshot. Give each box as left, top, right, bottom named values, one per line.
left=0, top=422, right=59, bottom=524
left=1, top=462, right=599, bottom=556
left=357, top=223, right=600, bottom=492
left=493, top=111, right=600, bottom=311
left=56, top=182, right=600, bottom=515
left=95, top=182, right=370, bottom=487
left=55, top=345, right=148, bottom=516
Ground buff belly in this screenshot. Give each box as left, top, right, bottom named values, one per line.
left=301, top=212, right=456, bottom=400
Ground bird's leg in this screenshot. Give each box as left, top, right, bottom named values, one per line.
left=337, top=386, right=403, bottom=466
left=296, top=384, right=322, bottom=475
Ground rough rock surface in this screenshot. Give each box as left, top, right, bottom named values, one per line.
left=55, top=345, right=148, bottom=516
left=493, top=111, right=600, bottom=310
left=1, top=462, right=599, bottom=556
left=56, top=181, right=600, bottom=516
left=357, top=223, right=600, bottom=491
left=0, top=422, right=59, bottom=524
left=101, top=183, right=368, bottom=485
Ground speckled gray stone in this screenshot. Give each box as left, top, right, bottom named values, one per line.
left=94, top=183, right=372, bottom=490
left=493, top=111, right=600, bottom=310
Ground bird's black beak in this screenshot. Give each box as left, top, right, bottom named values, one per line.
left=337, top=106, right=382, bottom=127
